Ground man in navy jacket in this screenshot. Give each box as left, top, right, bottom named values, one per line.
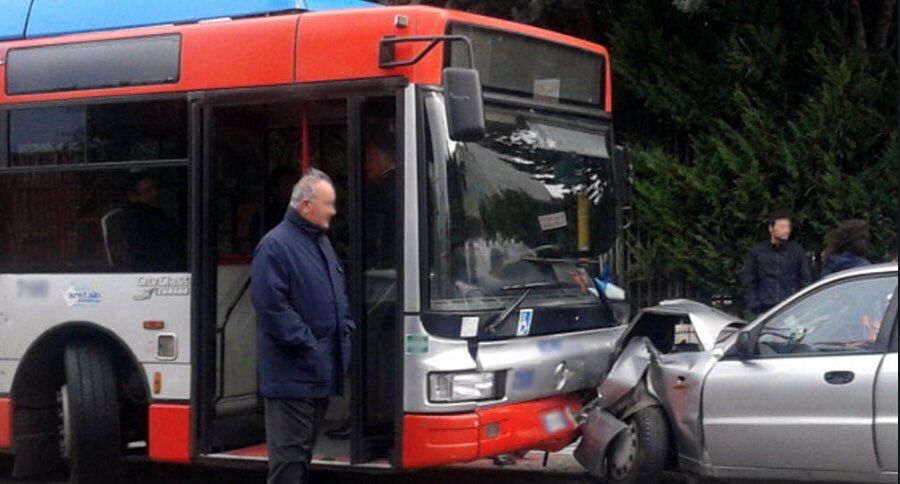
left=251, top=168, right=355, bottom=484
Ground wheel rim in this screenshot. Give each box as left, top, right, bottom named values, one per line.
left=608, top=421, right=639, bottom=481
left=58, top=384, right=71, bottom=458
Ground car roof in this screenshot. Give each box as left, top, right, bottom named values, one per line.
left=818, top=262, right=898, bottom=283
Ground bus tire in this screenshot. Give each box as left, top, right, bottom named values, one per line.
left=606, top=406, right=669, bottom=484
left=63, top=342, right=122, bottom=484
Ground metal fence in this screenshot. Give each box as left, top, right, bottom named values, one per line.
left=613, top=94, right=741, bottom=312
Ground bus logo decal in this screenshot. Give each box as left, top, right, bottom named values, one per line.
left=517, top=309, right=534, bottom=337
left=63, top=284, right=102, bottom=307
left=133, top=276, right=191, bottom=301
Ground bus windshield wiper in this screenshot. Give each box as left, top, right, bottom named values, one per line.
left=519, top=256, right=585, bottom=265
left=500, top=281, right=577, bottom=291
left=484, top=282, right=575, bottom=335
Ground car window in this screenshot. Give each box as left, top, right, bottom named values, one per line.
left=757, top=276, right=897, bottom=356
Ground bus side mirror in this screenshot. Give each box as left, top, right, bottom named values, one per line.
left=443, top=67, right=485, bottom=142
left=612, top=145, right=633, bottom=206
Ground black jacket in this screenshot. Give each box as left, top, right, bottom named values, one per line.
left=251, top=209, right=355, bottom=399
left=120, top=202, right=181, bottom=271
left=742, top=240, right=812, bottom=313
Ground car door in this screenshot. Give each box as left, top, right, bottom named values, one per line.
left=703, top=273, right=897, bottom=473
left=874, top=293, right=898, bottom=472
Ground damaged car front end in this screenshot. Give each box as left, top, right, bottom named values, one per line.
left=575, top=300, right=745, bottom=483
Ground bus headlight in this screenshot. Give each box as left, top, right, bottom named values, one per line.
left=429, top=372, right=503, bottom=403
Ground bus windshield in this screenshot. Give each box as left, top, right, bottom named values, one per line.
left=425, top=92, right=618, bottom=312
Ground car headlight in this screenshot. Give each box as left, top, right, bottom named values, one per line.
left=429, top=372, right=503, bottom=403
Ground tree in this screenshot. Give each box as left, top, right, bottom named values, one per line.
left=603, top=1, right=897, bottom=305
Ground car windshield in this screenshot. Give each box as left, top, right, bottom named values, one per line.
left=424, top=92, right=617, bottom=311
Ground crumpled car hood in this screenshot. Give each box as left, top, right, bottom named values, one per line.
left=575, top=300, right=744, bottom=477
left=624, top=299, right=744, bottom=351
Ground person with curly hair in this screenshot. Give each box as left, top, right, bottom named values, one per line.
left=820, top=219, right=872, bottom=278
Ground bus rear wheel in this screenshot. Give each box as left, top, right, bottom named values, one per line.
left=61, top=342, right=122, bottom=484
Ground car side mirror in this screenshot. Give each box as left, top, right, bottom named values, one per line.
left=443, top=67, right=486, bottom=142
left=612, top=145, right=634, bottom=206
left=728, top=331, right=755, bottom=359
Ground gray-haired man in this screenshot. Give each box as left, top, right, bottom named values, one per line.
left=252, top=169, right=355, bottom=484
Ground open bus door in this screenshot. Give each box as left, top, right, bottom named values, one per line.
left=348, top=94, right=404, bottom=465
left=193, top=84, right=404, bottom=467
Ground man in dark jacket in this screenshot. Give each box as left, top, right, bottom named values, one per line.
left=119, top=173, right=182, bottom=271
left=742, top=211, right=812, bottom=316
left=251, top=168, right=355, bottom=484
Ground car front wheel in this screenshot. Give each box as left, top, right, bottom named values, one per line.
left=606, top=406, right=669, bottom=484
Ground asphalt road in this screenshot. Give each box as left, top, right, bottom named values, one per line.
left=0, top=453, right=691, bottom=484
left=0, top=456, right=590, bottom=484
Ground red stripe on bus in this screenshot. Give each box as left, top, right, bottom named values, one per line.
left=0, top=14, right=297, bottom=105
left=0, top=398, right=11, bottom=450
left=148, top=403, right=191, bottom=463
left=402, top=394, right=581, bottom=469
left=0, top=7, right=612, bottom=113
left=402, top=412, right=480, bottom=468
left=477, top=394, right=581, bottom=458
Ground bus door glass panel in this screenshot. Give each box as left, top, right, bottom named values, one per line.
left=351, top=97, right=399, bottom=463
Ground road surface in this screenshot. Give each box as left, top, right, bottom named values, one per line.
left=0, top=451, right=690, bottom=483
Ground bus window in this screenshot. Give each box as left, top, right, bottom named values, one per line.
left=8, top=100, right=187, bottom=166
left=87, top=101, right=188, bottom=163
left=425, top=92, right=616, bottom=315
left=0, top=166, right=188, bottom=273
left=1, top=99, right=189, bottom=273
left=8, top=106, right=85, bottom=166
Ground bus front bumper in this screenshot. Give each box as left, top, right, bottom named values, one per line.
left=401, top=393, right=582, bottom=469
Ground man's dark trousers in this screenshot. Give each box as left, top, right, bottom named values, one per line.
left=265, top=398, right=328, bottom=484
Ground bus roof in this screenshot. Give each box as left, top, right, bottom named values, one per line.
left=0, top=6, right=611, bottom=110
left=1, top=0, right=378, bottom=40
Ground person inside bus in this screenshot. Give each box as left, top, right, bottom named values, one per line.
left=252, top=168, right=355, bottom=484
left=363, top=124, right=397, bottom=269
left=324, top=124, right=397, bottom=441
left=114, top=172, right=182, bottom=272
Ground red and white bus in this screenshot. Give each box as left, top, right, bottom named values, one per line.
left=0, top=1, right=630, bottom=480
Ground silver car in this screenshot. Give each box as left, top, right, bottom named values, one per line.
left=576, top=263, right=898, bottom=483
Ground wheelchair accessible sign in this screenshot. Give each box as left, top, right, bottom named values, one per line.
left=517, top=309, right=534, bottom=337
